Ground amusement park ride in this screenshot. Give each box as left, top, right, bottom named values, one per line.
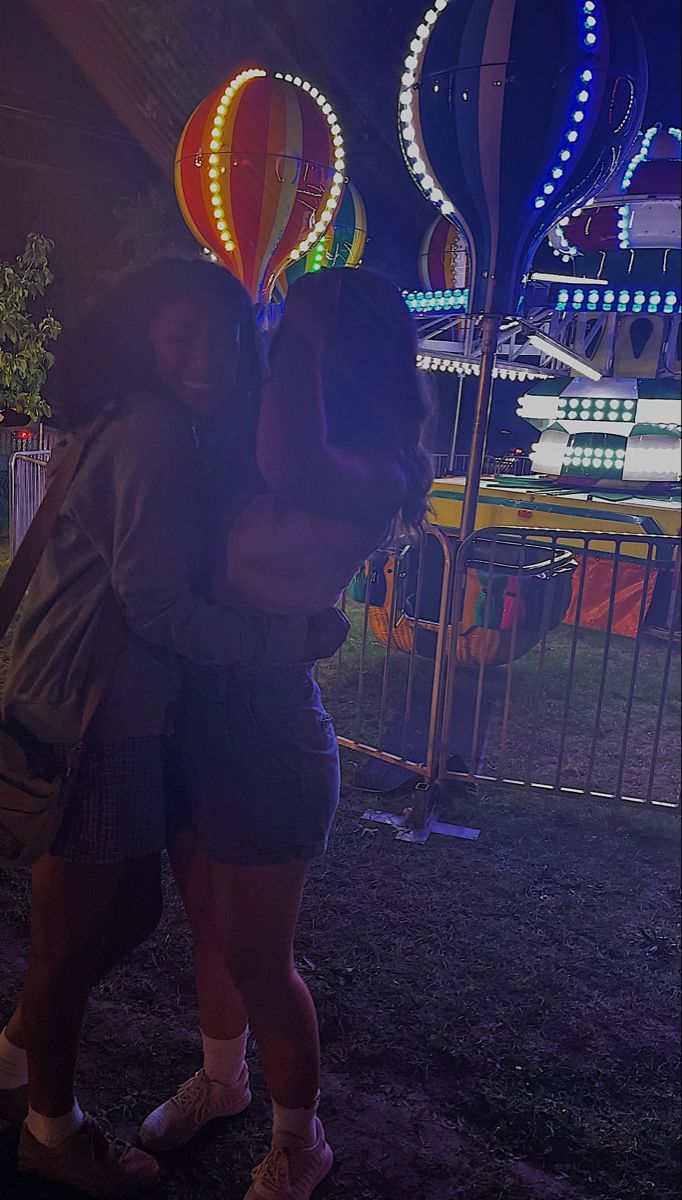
left=174, top=0, right=680, bottom=674
left=402, top=120, right=681, bottom=639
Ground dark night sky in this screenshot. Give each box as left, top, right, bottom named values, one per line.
left=1, top=0, right=680, bottom=450
left=235, top=0, right=682, bottom=283
left=2, top=0, right=680, bottom=285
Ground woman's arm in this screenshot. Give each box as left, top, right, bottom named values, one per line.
left=72, top=402, right=346, bottom=665
left=257, top=282, right=405, bottom=521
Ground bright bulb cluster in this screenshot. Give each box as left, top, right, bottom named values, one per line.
left=416, top=354, right=549, bottom=382
left=274, top=73, right=346, bottom=261
left=403, top=285, right=680, bottom=318
left=309, top=240, right=327, bottom=272
left=534, top=1, right=598, bottom=215
left=551, top=219, right=580, bottom=261
left=564, top=445, right=626, bottom=470
left=558, top=397, right=637, bottom=422
left=399, top=0, right=456, bottom=219
left=621, top=126, right=659, bottom=191
left=617, top=203, right=632, bottom=250
left=556, top=286, right=680, bottom=315
left=209, top=68, right=267, bottom=253
left=404, top=288, right=468, bottom=312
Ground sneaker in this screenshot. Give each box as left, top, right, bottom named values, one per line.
left=0, top=1083, right=28, bottom=1131
left=245, top=1118, right=333, bottom=1200
left=18, top=1113, right=159, bottom=1198
left=138, top=1065, right=251, bottom=1154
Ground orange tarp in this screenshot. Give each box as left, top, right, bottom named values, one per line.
left=564, top=557, right=658, bottom=637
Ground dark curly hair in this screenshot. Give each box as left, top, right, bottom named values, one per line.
left=50, top=258, right=262, bottom=447
left=319, top=269, right=434, bottom=536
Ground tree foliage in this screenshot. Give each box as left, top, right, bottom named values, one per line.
left=0, top=235, right=61, bottom=422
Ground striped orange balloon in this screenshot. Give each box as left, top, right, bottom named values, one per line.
left=175, top=69, right=346, bottom=304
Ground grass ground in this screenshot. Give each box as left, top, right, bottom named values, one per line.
left=0, top=560, right=680, bottom=1199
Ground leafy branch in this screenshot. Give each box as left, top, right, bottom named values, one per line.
left=0, top=234, right=61, bottom=422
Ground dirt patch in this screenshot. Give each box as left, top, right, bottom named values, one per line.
left=1, top=784, right=680, bottom=1200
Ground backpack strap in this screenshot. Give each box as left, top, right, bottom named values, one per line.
left=0, top=439, right=84, bottom=641
left=0, top=438, right=122, bottom=744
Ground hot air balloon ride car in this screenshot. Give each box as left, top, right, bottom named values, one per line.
left=175, top=68, right=346, bottom=306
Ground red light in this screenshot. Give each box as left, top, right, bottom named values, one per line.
left=16, top=430, right=32, bottom=441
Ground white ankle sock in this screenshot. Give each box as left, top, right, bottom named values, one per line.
left=201, top=1028, right=249, bottom=1087
left=26, top=1100, right=85, bottom=1148
left=0, top=1029, right=28, bottom=1090
left=272, top=1091, right=320, bottom=1149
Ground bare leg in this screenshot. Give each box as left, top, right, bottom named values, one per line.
left=19, top=854, right=161, bottom=1116
left=5, top=855, right=162, bottom=1055
left=205, top=854, right=319, bottom=1109
left=169, top=828, right=248, bottom=1041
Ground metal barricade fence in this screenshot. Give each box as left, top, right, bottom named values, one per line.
left=440, top=527, right=681, bottom=809
left=319, top=524, right=681, bottom=840
left=9, top=451, right=51, bottom=558
left=320, top=527, right=455, bottom=786
left=432, top=453, right=533, bottom=478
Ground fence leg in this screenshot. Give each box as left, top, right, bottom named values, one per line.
left=363, top=780, right=480, bottom=845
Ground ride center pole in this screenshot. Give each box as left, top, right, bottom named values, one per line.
left=458, top=314, right=501, bottom=542
left=447, top=373, right=465, bottom=474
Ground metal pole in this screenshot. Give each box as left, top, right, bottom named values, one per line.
left=459, top=314, right=501, bottom=541
left=447, top=374, right=465, bottom=474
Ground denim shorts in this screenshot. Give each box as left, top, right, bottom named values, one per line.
left=168, top=665, right=340, bottom=866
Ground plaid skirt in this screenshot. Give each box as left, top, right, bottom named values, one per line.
left=49, top=737, right=166, bottom=864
